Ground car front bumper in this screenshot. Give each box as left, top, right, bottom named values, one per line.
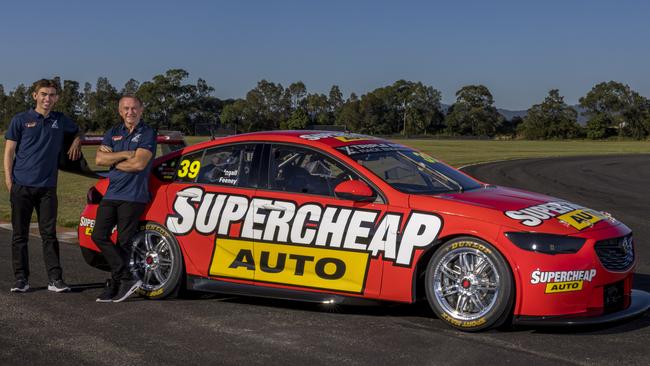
left=513, top=289, right=650, bottom=326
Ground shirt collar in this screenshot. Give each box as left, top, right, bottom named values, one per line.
left=28, top=109, right=56, bottom=120
left=28, top=109, right=43, bottom=119
left=118, top=121, right=146, bottom=135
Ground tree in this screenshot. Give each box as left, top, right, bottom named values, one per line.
left=328, top=85, right=344, bottom=123
left=445, top=85, right=502, bottom=136
left=285, top=81, right=307, bottom=110
left=335, top=98, right=361, bottom=131
left=140, top=71, right=224, bottom=134
left=239, top=80, right=289, bottom=131
left=122, top=79, right=140, bottom=95
left=518, top=89, right=580, bottom=139
left=137, top=69, right=200, bottom=132
left=187, top=78, right=222, bottom=135
left=281, top=108, right=310, bottom=129
left=3, top=84, right=32, bottom=129
left=0, top=84, right=6, bottom=129
left=399, top=81, right=444, bottom=135
left=328, top=85, right=343, bottom=112
left=220, top=100, right=247, bottom=133
left=579, top=81, right=648, bottom=139
left=84, top=77, right=120, bottom=131
left=56, top=80, right=83, bottom=122
left=304, top=93, right=329, bottom=125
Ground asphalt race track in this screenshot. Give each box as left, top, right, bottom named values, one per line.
left=1, top=154, right=648, bottom=366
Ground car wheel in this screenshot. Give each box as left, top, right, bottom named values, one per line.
left=129, top=222, right=184, bottom=299
left=425, top=237, right=513, bottom=331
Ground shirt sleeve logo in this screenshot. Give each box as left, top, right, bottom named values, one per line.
left=112, top=135, right=123, bottom=141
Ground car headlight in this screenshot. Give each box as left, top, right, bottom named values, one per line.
left=505, top=232, right=585, bottom=255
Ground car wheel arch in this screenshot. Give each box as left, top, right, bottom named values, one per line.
left=131, top=220, right=188, bottom=299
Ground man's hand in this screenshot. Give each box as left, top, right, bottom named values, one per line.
left=67, top=136, right=82, bottom=161
left=95, top=145, right=135, bottom=166
left=98, top=145, right=113, bottom=153
left=4, top=139, right=16, bottom=192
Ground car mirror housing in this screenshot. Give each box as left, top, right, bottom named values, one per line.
left=334, top=180, right=376, bottom=202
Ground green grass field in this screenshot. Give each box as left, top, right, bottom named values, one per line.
left=1, top=137, right=648, bottom=227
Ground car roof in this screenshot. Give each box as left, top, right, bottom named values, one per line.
left=185, top=130, right=398, bottom=153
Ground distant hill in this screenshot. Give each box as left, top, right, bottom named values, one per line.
left=442, top=104, right=588, bottom=125
left=496, top=105, right=588, bottom=125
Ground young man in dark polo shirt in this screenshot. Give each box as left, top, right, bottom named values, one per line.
left=3, top=79, right=82, bottom=293
left=92, top=95, right=156, bottom=303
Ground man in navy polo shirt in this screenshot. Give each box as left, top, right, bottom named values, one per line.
left=92, top=95, right=156, bottom=303
left=3, top=79, right=82, bottom=293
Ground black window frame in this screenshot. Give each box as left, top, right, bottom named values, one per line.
left=172, top=142, right=264, bottom=190
left=259, top=142, right=387, bottom=204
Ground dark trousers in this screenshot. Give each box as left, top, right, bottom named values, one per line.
left=10, top=184, right=62, bottom=281
left=91, top=199, right=146, bottom=282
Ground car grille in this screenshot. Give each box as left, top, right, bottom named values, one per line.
left=594, top=235, right=634, bottom=271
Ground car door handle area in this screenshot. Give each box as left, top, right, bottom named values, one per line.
left=176, top=191, right=199, bottom=198
left=262, top=204, right=287, bottom=211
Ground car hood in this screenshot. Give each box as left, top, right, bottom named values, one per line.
left=418, top=185, right=619, bottom=234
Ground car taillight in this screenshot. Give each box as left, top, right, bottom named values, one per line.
left=87, top=186, right=103, bottom=204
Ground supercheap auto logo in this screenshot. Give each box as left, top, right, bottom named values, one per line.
left=210, top=238, right=371, bottom=293
left=79, top=217, right=95, bottom=235
left=165, top=187, right=443, bottom=292
left=504, top=201, right=607, bottom=230
left=79, top=216, right=116, bottom=236
left=530, top=268, right=597, bottom=294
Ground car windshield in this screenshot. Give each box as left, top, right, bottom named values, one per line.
left=339, top=145, right=482, bottom=194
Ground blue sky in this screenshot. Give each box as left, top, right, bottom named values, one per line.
left=1, top=0, right=648, bottom=109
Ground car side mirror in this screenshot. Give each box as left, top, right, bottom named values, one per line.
left=334, top=180, right=376, bottom=202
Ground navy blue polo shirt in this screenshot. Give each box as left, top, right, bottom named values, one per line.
left=4, top=109, right=79, bottom=187
left=102, top=122, right=157, bottom=203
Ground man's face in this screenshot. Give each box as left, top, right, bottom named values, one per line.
left=32, top=87, right=59, bottom=112
left=119, top=97, right=144, bottom=127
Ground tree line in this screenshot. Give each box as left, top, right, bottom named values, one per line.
left=1, top=69, right=649, bottom=139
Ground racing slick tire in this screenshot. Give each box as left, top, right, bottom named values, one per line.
left=425, top=237, right=513, bottom=331
left=129, top=222, right=184, bottom=300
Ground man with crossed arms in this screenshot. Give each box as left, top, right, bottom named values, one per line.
left=92, top=95, right=156, bottom=303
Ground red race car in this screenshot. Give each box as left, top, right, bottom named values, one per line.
left=76, top=131, right=650, bottom=331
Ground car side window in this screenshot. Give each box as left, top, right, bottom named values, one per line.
left=196, top=144, right=256, bottom=188
left=269, top=145, right=358, bottom=197
left=154, top=155, right=181, bottom=182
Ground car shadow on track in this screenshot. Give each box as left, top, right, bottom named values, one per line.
left=634, top=273, right=650, bottom=292
left=165, top=280, right=650, bottom=335
left=515, top=312, right=650, bottom=335
left=174, top=289, right=435, bottom=318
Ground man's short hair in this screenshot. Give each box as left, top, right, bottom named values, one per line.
left=32, top=79, right=60, bottom=94
left=119, top=95, right=143, bottom=107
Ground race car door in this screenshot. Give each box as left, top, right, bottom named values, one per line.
left=248, top=143, right=391, bottom=298
left=164, top=143, right=261, bottom=283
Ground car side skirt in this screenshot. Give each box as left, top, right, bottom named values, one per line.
left=187, top=275, right=383, bottom=306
